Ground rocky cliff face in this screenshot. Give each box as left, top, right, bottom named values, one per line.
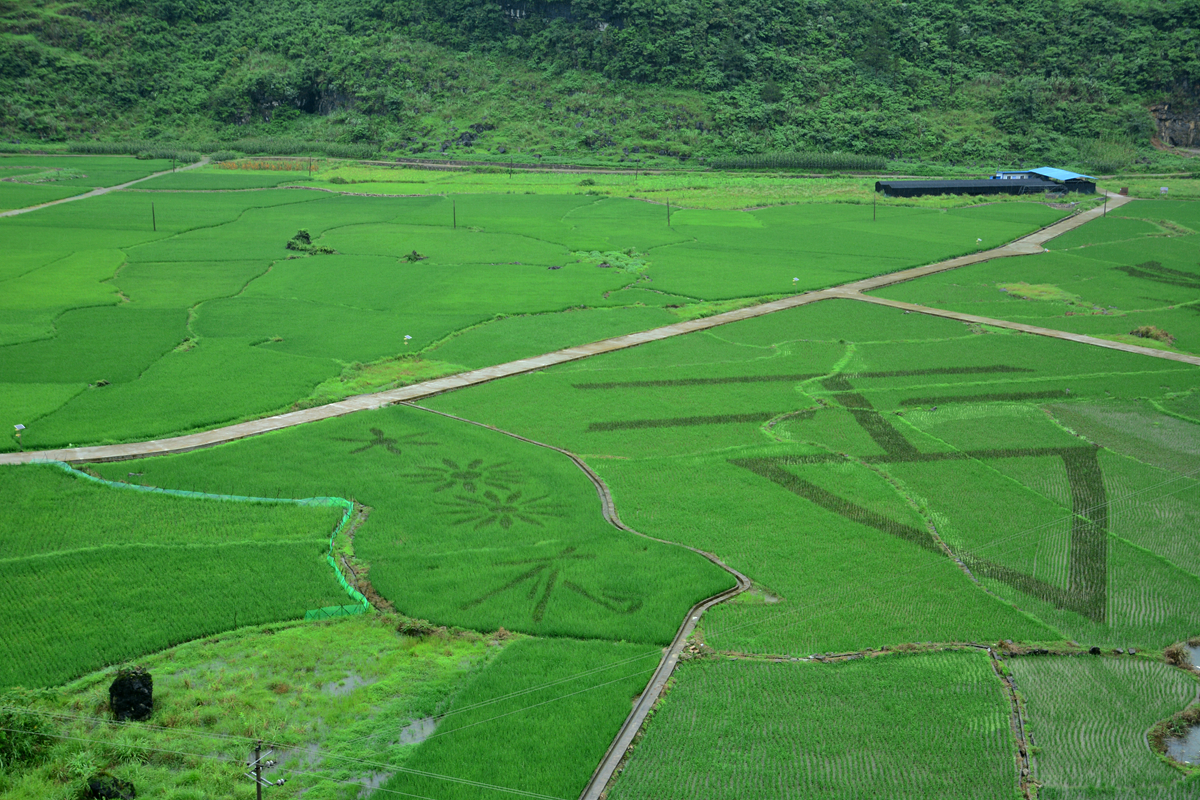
left=1152, top=103, right=1199, bottom=148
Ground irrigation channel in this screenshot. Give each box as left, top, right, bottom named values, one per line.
left=4, top=186, right=1193, bottom=799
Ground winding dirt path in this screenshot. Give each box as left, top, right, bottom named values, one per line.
left=0, top=158, right=209, bottom=218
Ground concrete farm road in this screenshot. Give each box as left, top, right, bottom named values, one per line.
left=5, top=190, right=1188, bottom=467
left=0, top=157, right=209, bottom=218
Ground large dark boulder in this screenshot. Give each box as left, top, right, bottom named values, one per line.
left=109, top=666, right=152, bottom=722
left=85, top=773, right=136, bottom=799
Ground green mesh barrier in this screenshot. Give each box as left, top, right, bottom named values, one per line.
left=45, top=461, right=373, bottom=616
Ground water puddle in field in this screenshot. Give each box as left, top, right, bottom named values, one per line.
left=357, top=771, right=392, bottom=798
left=1166, top=726, right=1200, bottom=765
left=323, top=673, right=375, bottom=697
left=397, top=717, right=436, bottom=745
left=1187, top=644, right=1200, bottom=667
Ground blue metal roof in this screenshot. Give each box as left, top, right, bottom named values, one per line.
left=997, top=167, right=1096, bottom=182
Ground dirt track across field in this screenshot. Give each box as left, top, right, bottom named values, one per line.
left=5, top=190, right=1188, bottom=467
left=0, top=158, right=209, bottom=218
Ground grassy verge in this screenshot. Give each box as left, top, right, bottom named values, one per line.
left=0, top=614, right=501, bottom=800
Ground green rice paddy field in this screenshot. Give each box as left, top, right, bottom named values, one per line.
left=1, top=158, right=1199, bottom=800
left=872, top=200, right=1200, bottom=356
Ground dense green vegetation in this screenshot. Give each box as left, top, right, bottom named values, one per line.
left=0, top=463, right=347, bottom=688
left=4, top=149, right=1200, bottom=800
left=609, top=651, right=1019, bottom=800
left=0, top=615, right=497, bottom=799
left=1009, top=656, right=1198, bottom=796
left=2, top=0, right=1198, bottom=170
left=92, top=405, right=734, bottom=644
left=384, top=638, right=660, bottom=800
left=0, top=163, right=1070, bottom=451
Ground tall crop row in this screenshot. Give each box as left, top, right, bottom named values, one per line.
left=67, top=139, right=377, bottom=160
left=710, top=151, right=887, bottom=172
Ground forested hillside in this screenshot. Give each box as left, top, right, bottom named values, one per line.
left=2, top=0, right=1199, bottom=168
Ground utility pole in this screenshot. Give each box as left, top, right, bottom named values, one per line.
left=1103, top=193, right=1108, bottom=217
left=873, top=191, right=877, bottom=221
left=245, top=740, right=283, bottom=796
left=151, top=203, right=156, bottom=232
left=453, top=199, right=457, bottom=230
left=666, top=198, right=671, bottom=226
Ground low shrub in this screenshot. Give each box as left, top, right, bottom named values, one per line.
left=1130, top=325, right=1175, bottom=345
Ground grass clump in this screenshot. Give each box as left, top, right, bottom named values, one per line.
left=1130, top=325, right=1175, bottom=345
left=284, top=228, right=335, bottom=255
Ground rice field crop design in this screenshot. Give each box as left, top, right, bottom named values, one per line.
left=437, top=488, right=559, bottom=530
left=427, top=299, right=1200, bottom=652
left=91, top=405, right=734, bottom=644
left=461, top=546, right=642, bottom=623
left=404, top=457, right=523, bottom=494
left=335, top=426, right=438, bottom=456
left=730, top=365, right=1110, bottom=623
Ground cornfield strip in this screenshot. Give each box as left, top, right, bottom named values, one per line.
left=587, top=412, right=780, bottom=432
left=573, top=373, right=821, bottom=390
left=900, top=390, right=1070, bottom=406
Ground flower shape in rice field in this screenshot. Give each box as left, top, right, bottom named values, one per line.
left=439, top=489, right=559, bottom=530
left=462, top=546, right=643, bottom=622
left=334, top=428, right=438, bottom=456
left=406, top=458, right=524, bottom=494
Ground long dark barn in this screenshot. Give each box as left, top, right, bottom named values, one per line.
left=876, top=167, right=1097, bottom=198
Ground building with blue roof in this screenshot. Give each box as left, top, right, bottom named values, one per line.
left=877, top=166, right=1096, bottom=198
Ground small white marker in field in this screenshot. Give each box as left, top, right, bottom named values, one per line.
left=404, top=335, right=412, bottom=343
left=14, top=424, right=24, bottom=431
left=793, top=277, right=799, bottom=282
left=977, top=238, right=982, bottom=243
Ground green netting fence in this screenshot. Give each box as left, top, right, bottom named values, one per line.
left=46, top=462, right=372, bottom=618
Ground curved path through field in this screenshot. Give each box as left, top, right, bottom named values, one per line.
left=404, top=403, right=751, bottom=800
left=5, top=189, right=1187, bottom=467
left=0, top=157, right=209, bottom=218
